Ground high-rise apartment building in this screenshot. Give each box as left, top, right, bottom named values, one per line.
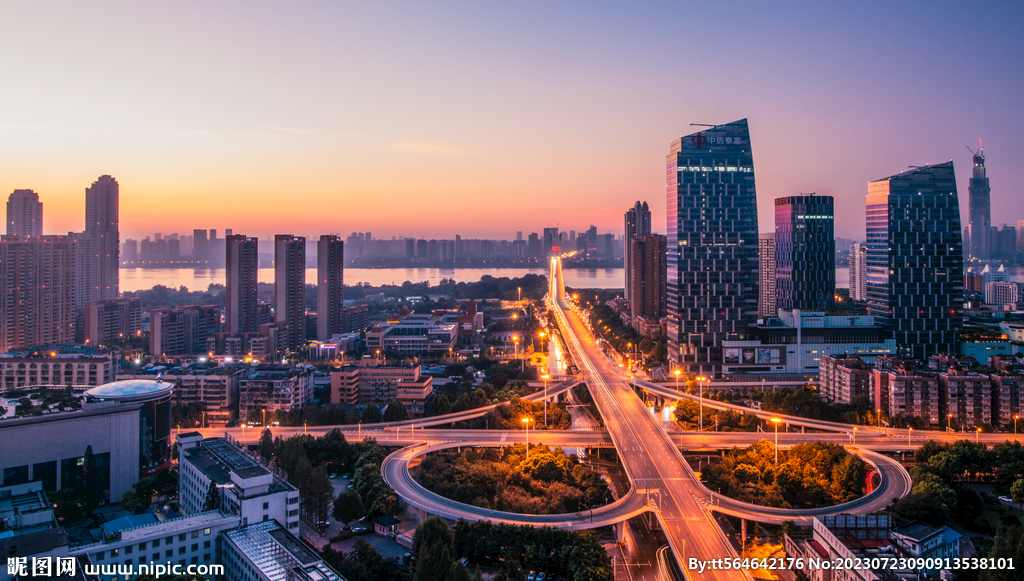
left=275, top=235, right=306, bottom=349
left=624, top=201, right=652, bottom=301
left=849, top=242, right=867, bottom=301
left=628, top=234, right=667, bottom=336
left=150, top=305, right=220, bottom=356
left=6, top=190, right=43, bottom=237
left=866, top=162, right=963, bottom=360
left=0, top=236, right=76, bottom=351
left=226, top=235, right=259, bottom=334
left=967, top=142, right=991, bottom=259
left=666, top=119, right=759, bottom=375
left=317, top=235, right=344, bottom=340
left=758, top=233, right=776, bottom=319
left=74, top=175, right=120, bottom=307
left=775, top=195, right=835, bottom=312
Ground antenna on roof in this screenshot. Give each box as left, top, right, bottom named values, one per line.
left=690, top=123, right=717, bottom=127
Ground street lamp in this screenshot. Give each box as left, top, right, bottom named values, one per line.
left=976, top=427, right=982, bottom=445
left=674, top=369, right=682, bottom=393
left=771, top=418, right=782, bottom=464
left=541, top=373, right=550, bottom=427
left=262, top=409, right=267, bottom=428
left=852, top=426, right=857, bottom=446
left=1015, top=415, right=1020, bottom=435
left=696, top=376, right=708, bottom=432
left=521, top=417, right=533, bottom=460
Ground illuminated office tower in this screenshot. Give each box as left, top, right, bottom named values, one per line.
left=666, top=119, right=759, bottom=376
left=775, top=194, right=835, bottom=312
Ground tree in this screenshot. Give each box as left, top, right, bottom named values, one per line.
left=304, top=466, right=334, bottom=526
left=426, top=394, right=452, bottom=417
left=383, top=399, right=408, bottom=422
left=1012, top=479, right=1024, bottom=507
left=333, top=490, right=364, bottom=528
left=412, top=516, right=455, bottom=559
left=258, top=428, right=275, bottom=460
left=361, top=404, right=382, bottom=424
left=203, top=481, right=222, bottom=512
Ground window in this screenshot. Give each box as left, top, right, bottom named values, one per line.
left=191, top=531, right=199, bottom=539
left=95, top=551, right=104, bottom=561
left=263, top=515, right=269, bottom=521
left=179, top=534, right=186, bottom=542
left=138, top=542, right=146, bottom=550
left=125, top=546, right=132, bottom=555
left=111, top=549, right=119, bottom=557
left=204, top=540, right=211, bottom=549
left=204, top=527, right=211, bottom=536
left=152, top=538, right=159, bottom=547
left=263, top=502, right=269, bottom=509
left=165, top=550, right=172, bottom=559
left=179, top=547, right=186, bottom=555
left=166, top=536, right=174, bottom=546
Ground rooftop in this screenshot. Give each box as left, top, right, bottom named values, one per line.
left=224, top=520, right=344, bottom=581
left=183, top=437, right=295, bottom=495
left=84, top=379, right=173, bottom=402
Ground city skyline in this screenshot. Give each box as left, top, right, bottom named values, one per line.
left=2, top=2, right=1023, bottom=240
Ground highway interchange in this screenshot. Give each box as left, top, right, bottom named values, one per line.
left=194, top=258, right=1024, bottom=580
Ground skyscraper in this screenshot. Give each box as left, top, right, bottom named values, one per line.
left=624, top=201, right=652, bottom=301
left=628, top=234, right=667, bottom=336
left=74, top=175, right=120, bottom=307
left=758, top=233, right=776, bottom=319
left=0, top=235, right=76, bottom=351
left=275, top=235, right=306, bottom=349
left=774, top=194, right=835, bottom=312
left=226, top=234, right=259, bottom=334
left=6, top=190, right=43, bottom=237
left=967, top=141, right=991, bottom=259
left=866, top=162, right=962, bottom=360
left=543, top=227, right=559, bottom=256
left=317, top=235, right=345, bottom=340
left=849, top=242, right=867, bottom=302
left=666, top=119, right=759, bottom=375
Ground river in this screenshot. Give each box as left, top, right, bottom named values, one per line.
left=118, top=265, right=1024, bottom=293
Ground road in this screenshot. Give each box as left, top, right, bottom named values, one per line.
left=549, top=258, right=752, bottom=581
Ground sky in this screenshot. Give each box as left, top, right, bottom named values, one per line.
left=2, top=1, right=1022, bottom=241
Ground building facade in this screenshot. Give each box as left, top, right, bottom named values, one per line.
left=666, top=119, right=759, bottom=376
left=330, top=359, right=433, bottom=416
left=226, top=235, right=259, bottom=335
left=237, top=365, right=314, bottom=416
left=6, top=189, right=43, bottom=237
left=74, top=175, right=119, bottom=308
left=0, top=235, right=76, bottom=351
left=627, top=233, right=666, bottom=336
left=866, top=162, right=963, bottom=360
left=849, top=242, right=867, bottom=302
left=624, top=201, right=652, bottom=301
left=775, top=195, right=835, bottom=312
left=274, top=235, right=306, bottom=349
left=150, top=305, right=220, bottom=357
left=967, top=142, right=991, bottom=259
left=758, top=232, right=776, bottom=319
left=83, top=298, right=142, bottom=345
left=316, top=235, right=345, bottom=340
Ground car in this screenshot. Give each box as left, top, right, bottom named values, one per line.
left=537, top=573, right=547, bottom=581
left=527, top=573, right=537, bottom=581
left=351, top=527, right=368, bottom=533
left=358, top=515, right=369, bottom=522
left=347, top=484, right=355, bottom=491
left=999, top=496, right=1013, bottom=503
left=330, top=473, right=337, bottom=479
left=342, top=473, right=351, bottom=479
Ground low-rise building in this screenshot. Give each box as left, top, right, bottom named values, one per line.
left=237, top=365, right=314, bottom=416
left=820, top=355, right=873, bottom=404
left=176, top=433, right=300, bottom=534
left=941, top=369, right=994, bottom=429
left=119, top=363, right=244, bottom=425
left=150, top=305, right=220, bottom=357
left=221, top=519, right=345, bottom=581
left=69, top=510, right=239, bottom=581
left=985, top=281, right=1019, bottom=307
left=331, top=357, right=432, bottom=416
left=785, top=515, right=917, bottom=581
left=365, top=313, right=457, bottom=354
left=307, top=333, right=362, bottom=361
left=722, top=310, right=895, bottom=376
left=891, top=523, right=961, bottom=575
left=0, top=351, right=117, bottom=391
left=0, top=481, right=79, bottom=581
left=83, top=297, right=142, bottom=346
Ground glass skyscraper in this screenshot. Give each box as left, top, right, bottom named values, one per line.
left=866, top=162, right=963, bottom=360
left=666, top=119, right=759, bottom=376
left=775, top=194, right=835, bottom=312
left=967, top=142, right=991, bottom=259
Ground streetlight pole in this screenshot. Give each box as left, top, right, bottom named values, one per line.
left=697, top=376, right=707, bottom=432
left=976, top=427, right=982, bottom=445
left=521, top=417, right=532, bottom=460
left=674, top=369, right=682, bottom=393
left=262, top=409, right=266, bottom=428
left=771, top=418, right=781, bottom=464
left=1016, top=415, right=1020, bottom=435
left=852, top=426, right=857, bottom=446
left=542, top=373, right=550, bottom=427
